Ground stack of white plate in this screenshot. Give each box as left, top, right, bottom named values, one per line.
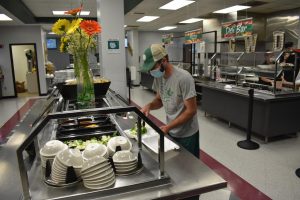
left=51, top=148, right=83, bottom=184
left=107, top=136, right=132, bottom=157
left=40, top=140, right=68, bottom=168
left=112, top=150, right=137, bottom=174
left=82, top=143, right=108, bottom=160
left=81, top=156, right=115, bottom=189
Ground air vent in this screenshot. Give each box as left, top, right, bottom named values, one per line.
left=242, top=1, right=267, bottom=7
left=133, top=12, right=145, bottom=15
left=127, top=25, right=139, bottom=28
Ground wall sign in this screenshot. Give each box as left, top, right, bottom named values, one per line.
left=162, top=33, right=174, bottom=45
left=184, top=28, right=203, bottom=44
left=244, top=34, right=258, bottom=53
left=221, top=18, right=253, bottom=39
left=272, top=31, right=285, bottom=52
left=107, top=39, right=120, bottom=54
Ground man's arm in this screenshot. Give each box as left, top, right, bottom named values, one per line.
left=140, top=93, right=163, bottom=116
left=160, top=96, right=197, bottom=134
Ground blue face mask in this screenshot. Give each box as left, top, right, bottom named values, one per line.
left=150, top=68, right=164, bottom=78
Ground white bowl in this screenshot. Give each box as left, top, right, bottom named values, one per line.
left=107, top=136, right=132, bottom=155
left=57, top=148, right=83, bottom=168
left=82, top=143, right=107, bottom=160
left=40, top=140, right=68, bottom=157
left=112, top=150, right=137, bottom=163
left=81, top=156, right=107, bottom=172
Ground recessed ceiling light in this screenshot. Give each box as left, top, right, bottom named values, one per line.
left=158, top=26, right=177, bottom=31
left=137, top=16, right=159, bottom=22
left=52, top=11, right=90, bottom=16
left=0, top=14, right=13, bottom=21
left=124, top=25, right=127, bottom=27
left=179, top=18, right=203, bottom=24
left=160, top=0, right=195, bottom=10
left=213, top=5, right=251, bottom=14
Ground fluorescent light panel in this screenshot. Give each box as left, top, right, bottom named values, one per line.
left=48, top=32, right=56, bottom=34
left=137, top=16, right=159, bottom=22
left=213, top=5, right=251, bottom=14
left=180, top=18, right=203, bottom=24
left=0, top=14, right=13, bottom=21
left=160, top=0, right=195, bottom=10
left=158, top=26, right=177, bottom=30
left=52, top=11, right=90, bottom=16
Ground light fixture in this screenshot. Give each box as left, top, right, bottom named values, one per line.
left=0, top=14, right=13, bottom=21
left=160, top=0, right=195, bottom=10
left=137, top=16, right=159, bottom=22
left=52, top=11, right=90, bottom=16
left=179, top=18, right=203, bottom=24
left=213, top=5, right=251, bottom=14
left=158, top=26, right=177, bottom=31
left=124, top=25, right=127, bottom=28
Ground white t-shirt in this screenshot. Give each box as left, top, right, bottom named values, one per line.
left=153, top=66, right=199, bottom=138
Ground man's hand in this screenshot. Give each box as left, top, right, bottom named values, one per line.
left=160, top=125, right=170, bottom=134
left=140, top=104, right=151, bottom=116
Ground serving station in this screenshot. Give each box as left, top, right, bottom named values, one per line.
left=1, top=87, right=226, bottom=200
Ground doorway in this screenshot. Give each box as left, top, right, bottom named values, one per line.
left=9, top=43, right=41, bottom=97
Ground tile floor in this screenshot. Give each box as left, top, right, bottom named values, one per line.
left=130, top=86, right=300, bottom=200
left=1, top=87, right=300, bottom=200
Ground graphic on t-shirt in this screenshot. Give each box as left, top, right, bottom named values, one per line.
left=162, top=87, right=174, bottom=102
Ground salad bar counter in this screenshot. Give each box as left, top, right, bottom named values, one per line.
left=1, top=90, right=226, bottom=200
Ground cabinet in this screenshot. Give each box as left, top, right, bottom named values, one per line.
left=26, top=72, right=38, bottom=93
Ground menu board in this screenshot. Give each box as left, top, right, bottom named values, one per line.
left=184, top=28, right=203, bottom=44
left=221, top=18, right=253, bottom=38
left=162, top=33, right=174, bottom=45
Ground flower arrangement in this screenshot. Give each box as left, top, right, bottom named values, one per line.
left=52, top=1, right=102, bottom=106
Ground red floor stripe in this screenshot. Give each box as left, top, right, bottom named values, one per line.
left=130, top=100, right=271, bottom=200
left=0, top=98, right=37, bottom=142
left=201, top=150, right=271, bottom=200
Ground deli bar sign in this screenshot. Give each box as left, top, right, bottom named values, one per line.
left=184, top=28, right=203, bottom=44
left=221, top=18, right=253, bottom=39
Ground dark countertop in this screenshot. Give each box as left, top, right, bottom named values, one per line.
left=197, top=81, right=300, bottom=102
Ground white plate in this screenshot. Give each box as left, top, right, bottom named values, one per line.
left=81, top=156, right=107, bottom=172
left=84, top=178, right=115, bottom=190
left=81, top=164, right=111, bottom=178
left=112, top=150, right=137, bottom=163
left=84, top=176, right=115, bottom=188
left=115, top=163, right=137, bottom=170
left=114, top=161, right=137, bottom=168
left=81, top=161, right=110, bottom=175
left=83, top=172, right=115, bottom=184
left=82, top=168, right=114, bottom=182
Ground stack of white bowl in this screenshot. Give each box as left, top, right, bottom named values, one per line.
left=51, top=148, right=83, bottom=184
left=107, top=136, right=132, bottom=157
left=39, top=140, right=68, bottom=168
left=82, top=143, right=108, bottom=160
left=81, top=156, right=115, bottom=189
left=112, top=150, right=138, bottom=174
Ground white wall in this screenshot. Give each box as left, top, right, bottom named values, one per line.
left=138, top=31, right=184, bottom=65
left=0, top=25, right=47, bottom=96
left=97, top=0, right=127, bottom=99
left=12, top=45, right=35, bottom=88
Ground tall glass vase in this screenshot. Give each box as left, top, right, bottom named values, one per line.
left=74, top=51, right=95, bottom=108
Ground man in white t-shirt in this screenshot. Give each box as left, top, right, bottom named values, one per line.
left=140, top=44, right=199, bottom=158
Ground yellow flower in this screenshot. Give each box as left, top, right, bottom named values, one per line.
left=52, top=19, right=70, bottom=35
left=67, top=18, right=83, bottom=35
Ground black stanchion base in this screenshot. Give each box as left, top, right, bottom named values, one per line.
left=295, top=168, right=300, bottom=178
left=237, top=140, right=259, bottom=150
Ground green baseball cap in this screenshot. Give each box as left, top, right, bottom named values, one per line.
left=141, top=44, right=167, bottom=72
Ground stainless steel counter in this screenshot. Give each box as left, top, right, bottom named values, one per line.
left=0, top=97, right=226, bottom=200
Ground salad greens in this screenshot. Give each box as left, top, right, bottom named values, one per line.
left=63, top=134, right=116, bottom=150
left=130, top=124, right=147, bottom=136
